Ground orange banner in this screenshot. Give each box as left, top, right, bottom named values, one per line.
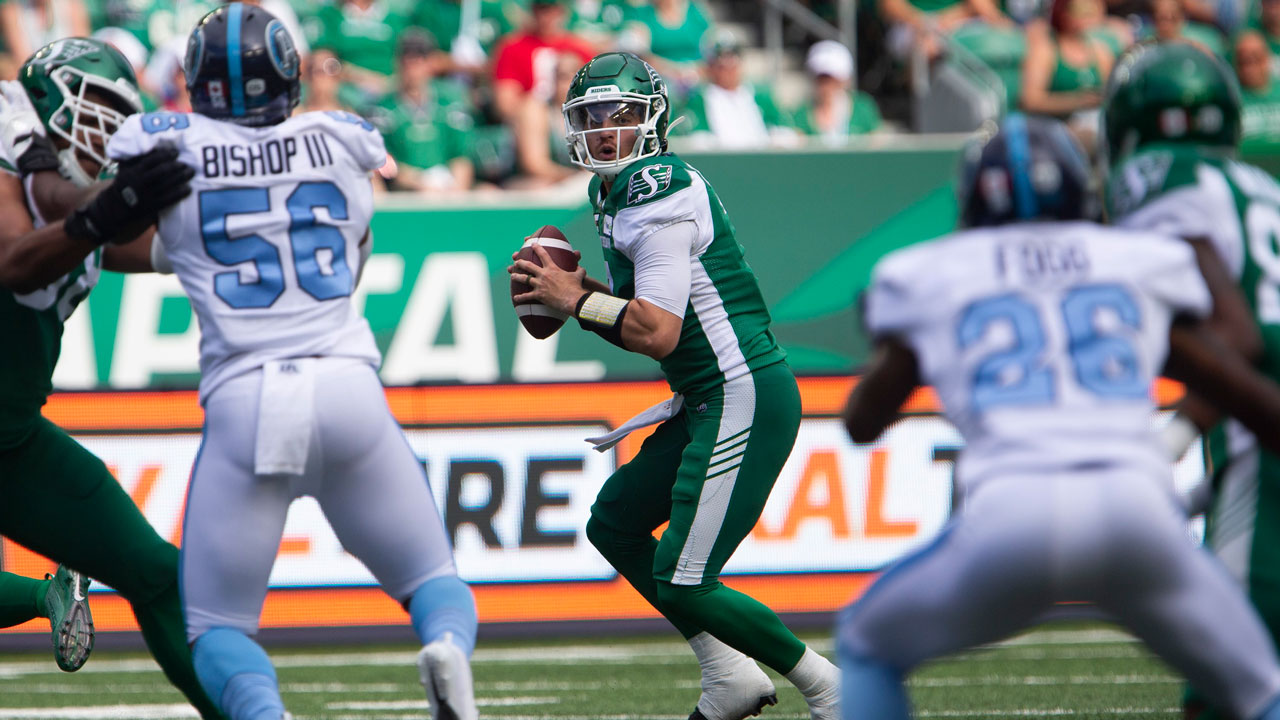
left=0, top=377, right=1187, bottom=635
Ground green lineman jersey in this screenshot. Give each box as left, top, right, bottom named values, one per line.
left=1108, top=142, right=1280, bottom=634
left=589, top=153, right=785, bottom=397
left=0, top=219, right=100, bottom=447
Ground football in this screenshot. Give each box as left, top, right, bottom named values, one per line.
left=512, top=225, right=579, bottom=339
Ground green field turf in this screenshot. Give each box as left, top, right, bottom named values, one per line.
left=0, top=623, right=1181, bottom=719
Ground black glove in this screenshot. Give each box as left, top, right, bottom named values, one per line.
left=64, top=146, right=194, bottom=246
left=14, top=133, right=58, bottom=176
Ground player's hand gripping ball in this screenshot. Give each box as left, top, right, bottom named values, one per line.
left=511, top=225, right=579, bottom=338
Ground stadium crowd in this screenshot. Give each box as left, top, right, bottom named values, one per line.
left=0, top=0, right=886, bottom=193
left=0, top=0, right=1275, bottom=192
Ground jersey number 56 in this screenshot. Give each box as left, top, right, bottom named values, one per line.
left=200, top=181, right=352, bottom=308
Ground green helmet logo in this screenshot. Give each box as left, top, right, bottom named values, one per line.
left=19, top=37, right=143, bottom=187
left=1101, top=42, right=1241, bottom=165
left=562, top=52, right=670, bottom=177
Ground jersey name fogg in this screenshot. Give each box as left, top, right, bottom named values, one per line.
left=201, top=137, right=299, bottom=178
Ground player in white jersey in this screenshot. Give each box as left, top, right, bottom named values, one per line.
left=105, top=6, right=478, bottom=720
left=837, top=114, right=1280, bottom=720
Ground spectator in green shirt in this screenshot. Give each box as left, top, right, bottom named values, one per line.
left=413, top=0, right=522, bottom=76
left=1020, top=0, right=1113, bottom=122
left=373, top=31, right=476, bottom=193
left=1249, top=0, right=1280, bottom=79
left=880, top=0, right=1014, bottom=62
left=307, top=0, right=417, bottom=102
left=677, top=31, right=798, bottom=149
left=1235, top=29, right=1280, bottom=149
left=619, top=0, right=714, bottom=90
left=792, top=40, right=882, bottom=143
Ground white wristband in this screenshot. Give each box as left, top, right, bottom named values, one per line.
left=1161, top=414, right=1200, bottom=461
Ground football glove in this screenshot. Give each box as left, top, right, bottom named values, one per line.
left=0, top=80, right=58, bottom=175
left=64, top=146, right=194, bottom=246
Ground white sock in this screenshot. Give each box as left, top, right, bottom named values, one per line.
left=688, top=632, right=744, bottom=669
left=785, top=646, right=839, bottom=700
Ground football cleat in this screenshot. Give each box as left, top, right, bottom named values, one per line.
left=45, top=565, right=93, bottom=672
left=417, top=632, right=478, bottom=720
left=802, top=679, right=840, bottom=720
left=689, top=651, right=778, bottom=720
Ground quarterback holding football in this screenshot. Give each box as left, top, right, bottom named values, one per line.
left=509, top=51, right=839, bottom=720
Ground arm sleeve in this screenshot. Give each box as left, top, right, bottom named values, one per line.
left=631, top=220, right=696, bottom=319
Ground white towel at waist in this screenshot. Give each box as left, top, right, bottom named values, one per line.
left=254, top=358, right=316, bottom=476
left=586, top=394, right=684, bottom=452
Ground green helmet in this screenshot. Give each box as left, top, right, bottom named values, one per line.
left=562, top=52, right=670, bottom=177
left=1101, top=42, right=1241, bottom=166
left=19, top=37, right=143, bottom=187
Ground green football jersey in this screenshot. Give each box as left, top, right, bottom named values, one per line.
left=0, top=248, right=100, bottom=442
left=1108, top=142, right=1280, bottom=502
left=588, top=153, right=784, bottom=397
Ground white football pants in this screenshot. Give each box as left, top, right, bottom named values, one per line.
left=838, top=470, right=1280, bottom=719
left=181, top=357, right=457, bottom=641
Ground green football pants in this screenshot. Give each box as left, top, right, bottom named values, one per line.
left=0, top=571, right=47, bottom=626
left=588, top=363, right=808, bottom=673
left=1188, top=437, right=1280, bottom=720
left=0, top=417, right=225, bottom=720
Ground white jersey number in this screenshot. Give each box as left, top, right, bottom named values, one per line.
left=1246, top=201, right=1280, bottom=325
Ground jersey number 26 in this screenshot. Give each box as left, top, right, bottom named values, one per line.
left=959, top=283, right=1147, bottom=410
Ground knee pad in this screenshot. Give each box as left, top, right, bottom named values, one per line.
left=588, top=515, right=659, bottom=556
left=585, top=515, right=614, bottom=555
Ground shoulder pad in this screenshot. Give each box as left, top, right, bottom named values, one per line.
left=613, top=158, right=692, bottom=209
left=1107, top=148, right=1201, bottom=219
left=314, top=110, right=386, bottom=172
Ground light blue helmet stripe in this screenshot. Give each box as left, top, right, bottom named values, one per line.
left=1004, top=112, right=1038, bottom=219
left=228, top=2, right=246, bottom=117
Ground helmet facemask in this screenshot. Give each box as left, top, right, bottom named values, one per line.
left=563, top=91, right=666, bottom=177
left=47, top=67, right=140, bottom=186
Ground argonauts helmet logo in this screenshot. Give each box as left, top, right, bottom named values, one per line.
left=184, top=26, right=204, bottom=82
left=266, top=20, right=299, bottom=81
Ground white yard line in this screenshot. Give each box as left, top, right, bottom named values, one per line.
left=911, top=675, right=1177, bottom=687
left=0, top=705, right=198, bottom=719
left=327, top=698, right=560, bottom=711
left=917, top=708, right=1177, bottom=717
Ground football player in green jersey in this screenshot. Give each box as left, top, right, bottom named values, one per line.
left=0, top=38, right=222, bottom=719
left=510, top=52, right=840, bottom=720
left=1103, top=42, right=1280, bottom=720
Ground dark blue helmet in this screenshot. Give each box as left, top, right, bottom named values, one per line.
left=185, top=2, right=300, bottom=126
left=957, top=113, right=1098, bottom=228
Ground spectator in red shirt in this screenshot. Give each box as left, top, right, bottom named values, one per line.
left=491, top=0, right=594, bottom=122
